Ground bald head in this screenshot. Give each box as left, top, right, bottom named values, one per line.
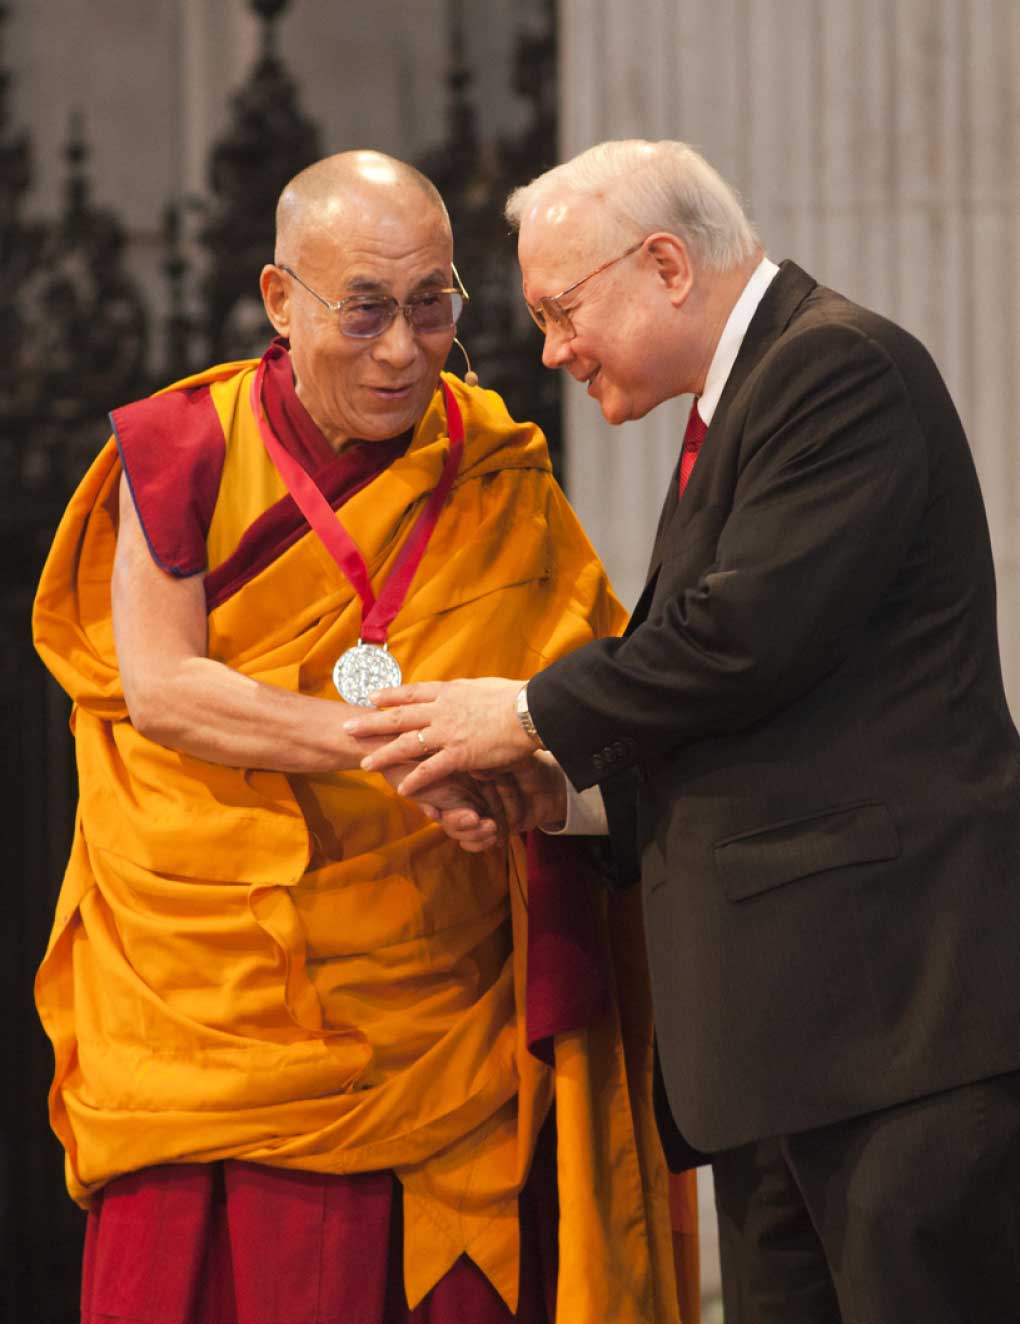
left=275, top=151, right=450, bottom=261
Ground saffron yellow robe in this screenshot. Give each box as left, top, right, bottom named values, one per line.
left=33, top=359, right=698, bottom=1322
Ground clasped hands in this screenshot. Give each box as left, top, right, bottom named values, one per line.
left=345, top=677, right=565, bottom=852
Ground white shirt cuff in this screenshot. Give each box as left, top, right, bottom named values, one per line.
left=542, top=780, right=609, bottom=836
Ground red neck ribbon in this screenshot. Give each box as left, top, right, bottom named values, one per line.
left=250, top=356, right=465, bottom=645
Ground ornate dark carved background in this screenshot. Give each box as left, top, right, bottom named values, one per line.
left=0, top=2, right=558, bottom=1318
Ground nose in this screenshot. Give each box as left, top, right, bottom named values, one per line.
left=373, top=309, right=420, bottom=369
left=541, top=324, right=574, bottom=370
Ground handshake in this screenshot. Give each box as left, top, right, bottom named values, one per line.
left=344, top=676, right=566, bottom=851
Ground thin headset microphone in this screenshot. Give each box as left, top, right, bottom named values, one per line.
left=452, top=337, right=479, bottom=388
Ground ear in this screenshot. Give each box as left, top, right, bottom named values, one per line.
left=645, top=233, right=694, bottom=308
left=260, top=264, right=290, bottom=336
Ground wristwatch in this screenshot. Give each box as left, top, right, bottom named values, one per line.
left=515, top=683, right=546, bottom=749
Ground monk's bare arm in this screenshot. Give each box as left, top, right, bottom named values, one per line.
left=111, top=473, right=377, bottom=772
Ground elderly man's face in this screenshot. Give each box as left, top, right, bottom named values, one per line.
left=518, top=203, right=679, bottom=426
left=270, top=199, right=456, bottom=450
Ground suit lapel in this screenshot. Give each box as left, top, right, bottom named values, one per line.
left=710, top=260, right=817, bottom=422
left=640, top=261, right=819, bottom=591
left=645, top=452, right=682, bottom=578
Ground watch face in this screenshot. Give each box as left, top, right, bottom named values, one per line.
left=515, top=686, right=542, bottom=745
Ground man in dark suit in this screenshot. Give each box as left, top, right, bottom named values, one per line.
left=349, top=139, right=1020, bottom=1322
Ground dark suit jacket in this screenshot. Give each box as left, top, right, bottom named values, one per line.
left=530, top=261, right=1020, bottom=1160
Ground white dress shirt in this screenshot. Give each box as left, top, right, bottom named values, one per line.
left=548, top=254, right=781, bottom=836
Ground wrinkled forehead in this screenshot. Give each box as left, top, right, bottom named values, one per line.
left=296, top=196, right=453, bottom=286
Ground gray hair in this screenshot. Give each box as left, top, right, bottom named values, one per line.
left=505, top=139, right=759, bottom=272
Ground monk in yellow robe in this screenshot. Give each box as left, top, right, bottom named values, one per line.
left=33, top=150, right=698, bottom=1324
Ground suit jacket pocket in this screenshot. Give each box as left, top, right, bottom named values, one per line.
left=714, top=800, right=900, bottom=901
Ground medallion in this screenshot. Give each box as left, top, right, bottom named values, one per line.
left=251, top=362, right=464, bottom=711
left=332, top=641, right=402, bottom=706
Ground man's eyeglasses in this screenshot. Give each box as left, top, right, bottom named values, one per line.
left=277, top=262, right=470, bottom=340
left=525, top=240, right=645, bottom=337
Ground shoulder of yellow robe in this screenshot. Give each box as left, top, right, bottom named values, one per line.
left=155, top=356, right=262, bottom=395
left=132, top=361, right=550, bottom=484
left=416, top=373, right=553, bottom=483
left=31, top=359, right=256, bottom=707
left=136, top=362, right=552, bottom=488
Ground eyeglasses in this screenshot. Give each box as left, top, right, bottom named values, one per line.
left=525, top=240, right=645, bottom=337
left=277, top=262, right=470, bottom=339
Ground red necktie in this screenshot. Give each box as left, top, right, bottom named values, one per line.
left=678, top=399, right=708, bottom=497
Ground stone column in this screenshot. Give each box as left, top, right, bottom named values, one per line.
left=175, top=0, right=260, bottom=200
left=558, top=0, right=1020, bottom=719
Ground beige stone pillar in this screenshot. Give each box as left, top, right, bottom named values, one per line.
left=175, top=0, right=260, bottom=200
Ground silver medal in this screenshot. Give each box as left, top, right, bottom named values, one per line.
left=332, top=641, right=402, bottom=706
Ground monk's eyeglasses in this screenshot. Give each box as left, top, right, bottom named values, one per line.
left=278, top=262, right=470, bottom=340
left=525, top=240, right=645, bottom=337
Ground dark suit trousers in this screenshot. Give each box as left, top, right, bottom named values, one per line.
left=712, top=1069, right=1020, bottom=1324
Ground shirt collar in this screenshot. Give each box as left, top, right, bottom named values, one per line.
left=697, top=255, right=780, bottom=425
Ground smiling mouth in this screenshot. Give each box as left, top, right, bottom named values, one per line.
left=371, top=383, right=416, bottom=396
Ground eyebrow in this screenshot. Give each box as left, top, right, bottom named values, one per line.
left=343, top=269, right=450, bottom=296
left=521, top=279, right=557, bottom=309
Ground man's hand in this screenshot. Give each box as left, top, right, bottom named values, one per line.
left=345, top=677, right=536, bottom=796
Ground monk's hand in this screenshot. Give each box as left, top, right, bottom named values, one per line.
left=478, top=752, right=568, bottom=832
left=346, top=678, right=536, bottom=796
left=428, top=754, right=569, bottom=854
left=378, top=762, right=506, bottom=833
